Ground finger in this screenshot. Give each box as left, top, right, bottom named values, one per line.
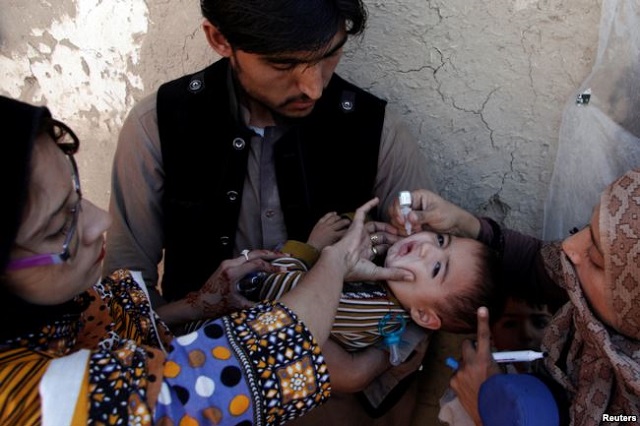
left=331, top=228, right=348, bottom=239
left=326, top=214, right=345, bottom=225
left=332, top=217, right=352, bottom=230
left=366, top=221, right=399, bottom=235
left=318, top=211, right=338, bottom=223
left=369, top=232, right=384, bottom=246
left=242, top=249, right=285, bottom=262
left=380, top=232, right=403, bottom=245
left=369, top=231, right=402, bottom=248
left=475, top=307, right=492, bottom=356
left=405, top=189, right=430, bottom=210
left=353, top=198, right=380, bottom=223
left=367, top=265, right=414, bottom=282
left=387, top=197, right=401, bottom=218
left=226, top=258, right=281, bottom=283
left=461, top=338, right=475, bottom=350
left=458, top=340, right=479, bottom=371
left=388, top=212, right=403, bottom=229
left=223, top=255, right=252, bottom=268
left=408, top=211, right=428, bottom=232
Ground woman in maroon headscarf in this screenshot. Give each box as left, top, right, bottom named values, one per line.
left=388, top=170, right=640, bottom=425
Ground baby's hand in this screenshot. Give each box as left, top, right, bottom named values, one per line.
left=307, top=212, right=351, bottom=251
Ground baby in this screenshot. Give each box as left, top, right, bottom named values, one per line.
left=249, top=211, right=501, bottom=352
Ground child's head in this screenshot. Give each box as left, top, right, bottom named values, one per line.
left=384, top=231, right=500, bottom=333
left=491, top=296, right=552, bottom=352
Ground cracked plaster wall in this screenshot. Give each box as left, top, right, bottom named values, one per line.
left=1, top=0, right=602, bottom=235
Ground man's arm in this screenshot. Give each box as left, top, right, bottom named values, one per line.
left=103, top=93, right=165, bottom=300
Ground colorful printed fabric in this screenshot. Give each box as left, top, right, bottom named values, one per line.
left=1, top=269, right=330, bottom=425
left=0, top=270, right=169, bottom=425
left=0, top=347, right=52, bottom=425
left=542, top=169, right=640, bottom=425
left=155, top=302, right=330, bottom=425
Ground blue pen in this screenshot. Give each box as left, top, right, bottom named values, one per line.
left=445, top=357, right=459, bottom=370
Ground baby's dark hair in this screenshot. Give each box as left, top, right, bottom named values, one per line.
left=434, top=241, right=503, bottom=333
left=200, top=0, right=367, bottom=55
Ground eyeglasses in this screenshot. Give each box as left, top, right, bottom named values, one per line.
left=7, top=119, right=82, bottom=271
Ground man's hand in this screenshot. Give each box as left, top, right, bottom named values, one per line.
left=450, top=307, right=502, bottom=425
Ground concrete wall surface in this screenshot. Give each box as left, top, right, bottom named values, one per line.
left=0, top=0, right=603, bottom=235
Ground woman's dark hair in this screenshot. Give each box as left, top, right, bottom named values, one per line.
left=0, top=97, right=49, bottom=273
left=435, top=242, right=505, bottom=334
left=0, top=96, right=87, bottom=343
left=200, top=0, right=367, bottom=55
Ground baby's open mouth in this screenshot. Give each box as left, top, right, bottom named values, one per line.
left=397, top=241, right=416, bottom=257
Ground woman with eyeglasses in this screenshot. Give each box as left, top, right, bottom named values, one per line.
left=0, top=95, right=408, bottom=425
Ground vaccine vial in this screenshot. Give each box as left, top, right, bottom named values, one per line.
left=398, top=191, right=412, bottom=235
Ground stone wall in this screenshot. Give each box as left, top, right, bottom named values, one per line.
left=0, top=0, right=602, bottom=234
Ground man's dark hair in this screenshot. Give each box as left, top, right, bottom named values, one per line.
left=200, top=0, right=367, bottom=55
left=435, top=242, right=504, bottom=334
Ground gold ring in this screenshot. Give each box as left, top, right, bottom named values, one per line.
left=241, top=249, right=250, bottom=261
left=371, top=246, right=378, bottom=257
left=370, top=234, right=381, bottom=245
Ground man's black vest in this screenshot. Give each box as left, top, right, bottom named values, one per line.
left=157, top=59, right=386, bottom=301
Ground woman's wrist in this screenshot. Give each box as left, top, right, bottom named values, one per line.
left=456, top=211, right=482, bottom=239
left=156, top=298, right=199, bottom=328
left=319, top=245, right=350, bottom=272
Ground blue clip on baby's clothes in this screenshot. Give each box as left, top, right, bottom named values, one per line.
left=379, top=312, right=407, bottom=365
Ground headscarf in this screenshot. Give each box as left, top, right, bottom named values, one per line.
left=542, top=169, right=640, bottom=425
left=600, top=170, right=640, bottom=338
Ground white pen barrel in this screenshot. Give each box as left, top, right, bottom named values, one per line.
left=492, top=350, right=547, bottom=363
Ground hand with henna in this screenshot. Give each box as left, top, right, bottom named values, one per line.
left=156, top=249, right=285, bottom=328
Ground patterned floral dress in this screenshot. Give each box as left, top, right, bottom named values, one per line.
left=0, top=269, right=330, bottom=425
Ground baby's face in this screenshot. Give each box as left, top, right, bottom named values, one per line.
left=384, top=231, right=481, bottom=311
